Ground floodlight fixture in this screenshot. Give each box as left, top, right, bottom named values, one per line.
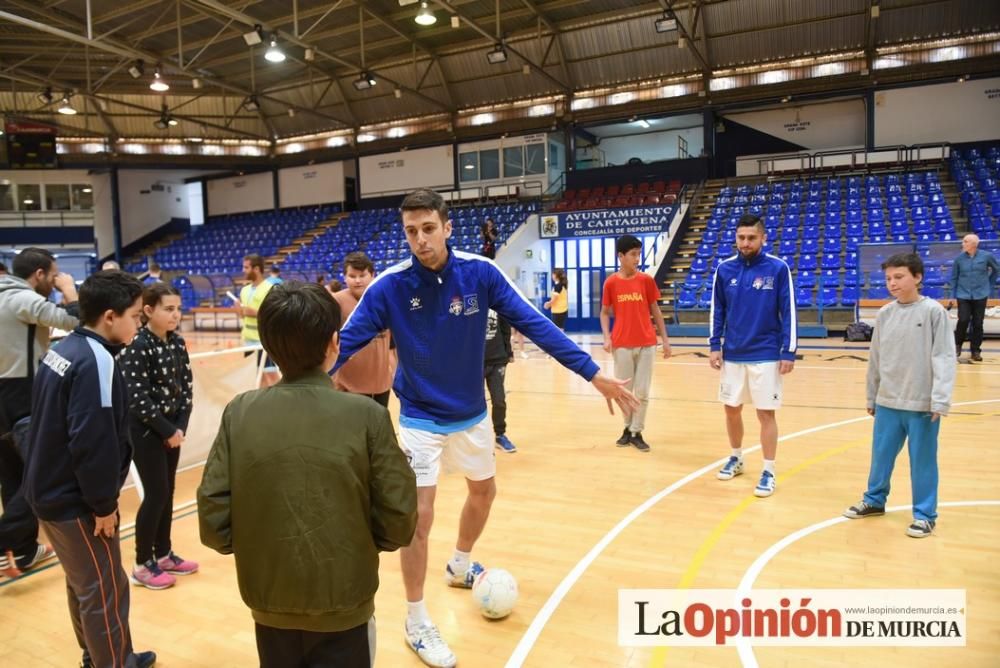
left=486, top=44, right=508, bottom=65
left=655, top=12, right=678, bottom=33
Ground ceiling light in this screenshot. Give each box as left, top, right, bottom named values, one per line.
left=486, top=44, right=508, bottom=65
left=394, top=87, right=403, bottom=99
left=192, top=77, right=202, bottom=89
left=243, top=24, right=263, bottom=46
left=23, top=198, right=34, bottom=205
left=636, top=119, right=651, bottom=129
left=168, top=116, right=179, bottom=126
left=415, top=2, right=436, bottom=25
left=655, top=12, right=678, bottom=33
left=38, top=88, right=53, bottom=104
left=82, top=187, right=92, bottom=193
left=150, top=68, right=169, bottom=92
left=451, top=15, right=460, bottom=28
left=677, top=36, right=687, bottom=48
left=288, top=107, right=296, bottom=117
left=57, top=96, right=77, bottom=115
left=353, top=72, right=377, bottom=91
left=244, top=95, right=261, bottom=112
left=304, top=48, right=315, bottom=62
left=128, top=60, right=145, bottom=79
left=264, top=37, right=285, bottom=63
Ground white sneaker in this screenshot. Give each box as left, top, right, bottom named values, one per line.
left=444, top=560, right=484, bottom=588
left=716, top=456, right=744, bottom=480
left=754, top=470, right=776, bottom=497
left=405, top=620, right=457, bottom=668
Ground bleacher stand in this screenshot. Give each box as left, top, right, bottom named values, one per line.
left=677, top=171, right=960, bottom=310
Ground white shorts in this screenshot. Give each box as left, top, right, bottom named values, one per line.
left=399, top=417, right=496, bottom=487
left=718, top=361, right=783, bottom=409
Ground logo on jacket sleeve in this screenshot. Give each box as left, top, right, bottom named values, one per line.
left=449, top=296, right=463, bottom=316
left=42, top=349, right=72, bottom=376
left=410, top=297, right=422, bottom=310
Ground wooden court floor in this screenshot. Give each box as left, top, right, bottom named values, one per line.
left=1, top=333, right=997, bottom=668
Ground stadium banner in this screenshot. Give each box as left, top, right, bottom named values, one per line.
left=539, top=205, right=676, bottom=239
left=618, top=588, right=966, bottom=647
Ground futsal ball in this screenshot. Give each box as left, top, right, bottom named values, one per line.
left=472, top=568, right=518, bottom=619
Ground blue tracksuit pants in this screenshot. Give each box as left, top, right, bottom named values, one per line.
left=863, top=405, right=940, bottom=521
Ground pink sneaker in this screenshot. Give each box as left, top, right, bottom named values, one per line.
left=157, top=551, right=199, bottom=575
left=131, top=560, right=176, bottom=589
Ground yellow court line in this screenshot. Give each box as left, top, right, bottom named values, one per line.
left=649, top=409, right=1000, bottom=668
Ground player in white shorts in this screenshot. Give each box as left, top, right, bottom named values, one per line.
left=708, top=214, right=797, bottom=498
left=333, top=189, right=638, bottom=668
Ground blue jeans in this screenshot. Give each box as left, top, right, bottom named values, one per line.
left=863, top=405, right=940, bottom=521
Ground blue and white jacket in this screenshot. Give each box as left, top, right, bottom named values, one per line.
left=24, top=327, right=133, bottom=521
left=709, top=253, right=797, bottom=363
left=333, top=249, right=600, bottom=432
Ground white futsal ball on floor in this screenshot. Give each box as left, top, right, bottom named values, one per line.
left=472, top=568, right=518, bottom=619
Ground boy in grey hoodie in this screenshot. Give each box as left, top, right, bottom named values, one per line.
left=843, top=253, right=956, bottom=538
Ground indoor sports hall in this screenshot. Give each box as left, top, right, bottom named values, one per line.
left=1, top=1, right=999, bottom=667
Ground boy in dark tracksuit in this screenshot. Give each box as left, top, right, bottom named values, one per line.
left=485, top=309, right=516, bottom=453
left=23, top=271, right=156, bottom=668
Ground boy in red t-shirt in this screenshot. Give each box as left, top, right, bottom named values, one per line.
left=600, top=235, right=671, bottom=451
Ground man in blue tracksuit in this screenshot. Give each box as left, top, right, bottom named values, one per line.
left=333, top=188, right=637, bottom=668
left=709, top=214, right=797, bottom=498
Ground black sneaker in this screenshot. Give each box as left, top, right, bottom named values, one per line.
left=906, top=519, right=935, bottom=538
left=956, top=344, right=962, bottom=358
left=971, top=352, right=983, bottom=362
left=630, top=432, right=651, bottom=452
left=83, top=650, right=156, bottom=667
left=843, top=500, right=885, bottom=519
left=615, top=428, right=632, bottom=447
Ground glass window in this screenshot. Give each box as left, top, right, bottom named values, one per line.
left=578, top=236, right=590, bottom=267
left=591, top=238, right=603, bottom=267
left=45, top=184, right=71, bottom=211
left=459, top=152, right=478, bottom=182
left=19, top=184, right=41, bottom=211
left=525, top=143, right=546, bottom=175
left=0, top=183, right=15, bottom=211
left=480, top=149, right=500, bottom=180
left=604, top=238, right=617, bottom=271
left=503, top=146, right=524, bottom=177
left=568, top=269, right=578, bottom=318
left=567, top=238, right=577, bottom=267
left=579, top=269, right=590, bottom=317
left=71, top=184, right=94, bottom=210
left=554, top=240, right=564, bottom=268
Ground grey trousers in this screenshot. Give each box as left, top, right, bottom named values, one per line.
left=42, top=515, right=144, bottom=668
left=613, top=346, right=656, bottom=433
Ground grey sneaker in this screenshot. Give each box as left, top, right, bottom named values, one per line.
left=906, top=519, right=935, bottom=538
left=843, top=500, right=885, bottom=519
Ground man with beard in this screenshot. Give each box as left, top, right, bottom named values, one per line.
left=709, top=214, right=797, bottom=498
left=0, top=247, right=79, bottom=576
left=233, top=254, right=278, bottom=387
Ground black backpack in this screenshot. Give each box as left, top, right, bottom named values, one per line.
left=845, top=321, right=873, bottom=342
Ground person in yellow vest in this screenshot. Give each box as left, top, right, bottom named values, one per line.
left=544, top=268, right=569, bottom=330
left=233, top=254, right=278, bottom=387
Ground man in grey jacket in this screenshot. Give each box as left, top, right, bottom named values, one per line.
left=0, top=247, right=79, bottom=577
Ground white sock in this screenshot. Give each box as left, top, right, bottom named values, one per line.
left=731, top=448, right=743, bottom=459
left=763, top=459, right=775, bottom=475
left=407, top=600, right=430, bottom=626
left=448, top=549, right=470, bottom=576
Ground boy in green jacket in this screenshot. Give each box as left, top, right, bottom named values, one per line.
left=197, top=281, right=417, bottom=668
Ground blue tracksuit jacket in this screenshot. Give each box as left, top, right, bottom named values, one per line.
left=709, top=252, right=798, bottom=362
left=333, top=249, right=600, bottom=432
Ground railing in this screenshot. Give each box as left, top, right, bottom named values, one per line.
left=738, top=142, right=952, bottom=178
left=364, top=181, right=545, bottom=202
left=0, top=211, right=95, bottom=228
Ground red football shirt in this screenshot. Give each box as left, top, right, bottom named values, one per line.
left=602, top=272, right=660, bottom=348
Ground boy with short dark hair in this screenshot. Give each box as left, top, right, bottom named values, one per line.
left=198, top=281, right=417, bottom=668
left=844, top=253, right=956, bottom=538
left=600, top=234, right=671, bottom=452
left=22, top=270, right=156, bottom=668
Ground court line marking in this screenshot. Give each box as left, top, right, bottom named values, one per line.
left=734, top=499, right=1000, bottom=668
left=503, top=398, right=1000, bottom=668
